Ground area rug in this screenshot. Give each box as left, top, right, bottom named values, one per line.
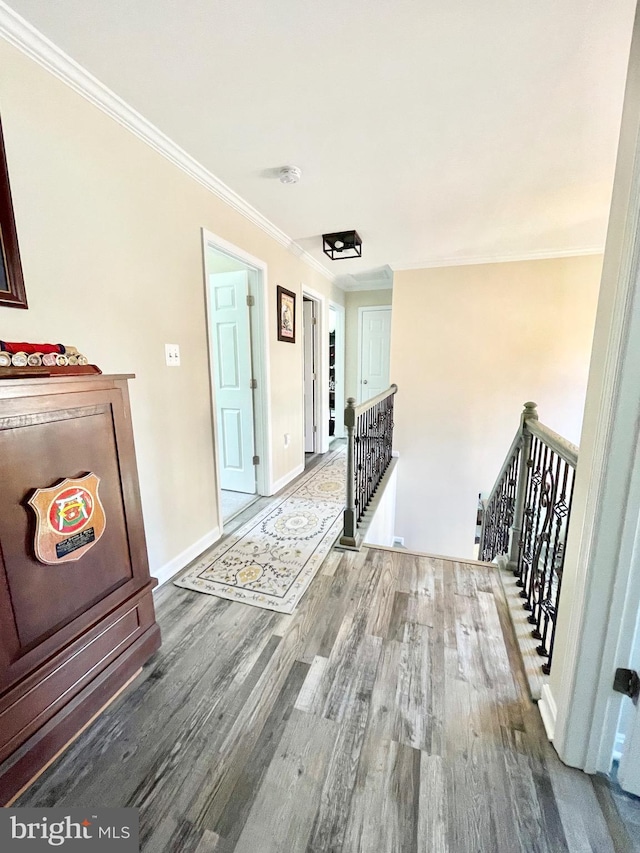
left=174, top=447, right=346, bottom=613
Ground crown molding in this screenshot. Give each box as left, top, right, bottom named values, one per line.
left=0, top=2, right=335, bottom=284
left=390, top=246, right=605, bottom=271
left=335, top=264, right=394, bottom=292
left=340, top=280, right=395, bottom=292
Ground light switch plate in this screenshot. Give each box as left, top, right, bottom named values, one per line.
left=165, top=344, right=180, bottom=367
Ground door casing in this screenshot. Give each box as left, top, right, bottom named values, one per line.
left=329, top=301, right=346, bottom=439
left=209, top=270, right=256, bottom=493
left=303, top=298, right=316, bottom=453
left=302, top=285, right=330, bottom=455
left=357, top=305, right=392, bottom=403
left=202, top=229, right=272, bottom=532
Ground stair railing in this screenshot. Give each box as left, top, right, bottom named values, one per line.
left=479, top=402, right=578, bottom=675
left=340, top=384, right=398, bottom=548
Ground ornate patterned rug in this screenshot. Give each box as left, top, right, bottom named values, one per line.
left=174, top=447, right=346, bottom=612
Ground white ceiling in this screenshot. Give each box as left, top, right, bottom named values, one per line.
left=2, top=1, right=636, bottom=281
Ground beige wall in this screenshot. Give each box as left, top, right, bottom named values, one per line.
left=0, top=40, right=343, bottom=577
left=344, top=289, right=393, bottom=399
left=390, top=256, right=602, bottom=557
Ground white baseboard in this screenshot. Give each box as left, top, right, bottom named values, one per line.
left=270, top=462, right=304, bottom=496
left=538, top=683, right=558, bottom=741
left=152, top=525, right=221, bottom=587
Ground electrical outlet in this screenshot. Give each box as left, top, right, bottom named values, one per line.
left=392, top=536, right=405, bottom=547
left=284, top=433, right=291, bottom=448
left=165, top=344, right=180, bottom=367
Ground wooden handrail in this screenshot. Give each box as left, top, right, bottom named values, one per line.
left=484, top=401, right=538, bottom=508
left=484, top=430, right=523, bottom=508
left=526, top=419, right=578, bottom=468
left=346, top=384, right=398, bottom=424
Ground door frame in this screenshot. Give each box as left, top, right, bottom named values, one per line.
left=201, top=229, right=273, bottom=530
left=541, top=4, right=640, bottom=786
left=302, top=285, right=330, bottom=454
left=329, top=301, right=346, bottom=439
left=208, top=269, right=257, bottom=496
left=302, top=298, right=317, bottom=453
left=357, top=304, right=392, bottom=404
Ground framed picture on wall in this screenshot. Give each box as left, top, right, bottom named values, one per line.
left=0, top=117, right=28, bottom=310
left=277, top=285, right=296, bottom=343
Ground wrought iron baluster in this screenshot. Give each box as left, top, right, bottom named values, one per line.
left=364, top=406, right=371, bottom=512
left=367, top=404, right=374, bottom=506
left=358, top=410, right=362, bottom=512
left=524, top=440, right=550, bottom=612
left=535, top=455, right=565, bottom=653
left=366, top=404, right=372, bottom=508
left=526, top=442, right=550, bottom=617
left=540, top=461, right=574, bottom=674
left=504, top=454, right=517, bottom=555
left=529, top=451, right=561, bottom=656
left=518, top=434, right=542, bottom=594
left=364, top=405, right=369, bottom=512
left=478, top=403, right=578, bottom=678
left=341, top=386, right=397, bottom=545
left=515, top=436, right=532, bottom=582
left=478, top=444, right=520, bottom=563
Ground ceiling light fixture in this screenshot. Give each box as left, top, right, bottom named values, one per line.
left=279, top=165, right=302, bottom=184
left=322, top=230, right=362, bottom=260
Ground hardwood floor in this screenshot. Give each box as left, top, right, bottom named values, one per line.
left=15, top=547, right=637, bottom=852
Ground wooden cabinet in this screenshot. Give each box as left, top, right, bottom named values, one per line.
left=0, top=374, right=161, bottom=804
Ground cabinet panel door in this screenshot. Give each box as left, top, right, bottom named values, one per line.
left=0, top=389, right=143, bottom=692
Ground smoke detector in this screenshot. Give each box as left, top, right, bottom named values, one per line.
left=279, top=166, right=302, bottom=184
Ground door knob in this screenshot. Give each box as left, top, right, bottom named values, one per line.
left=363, top=380, right=368, bottom=384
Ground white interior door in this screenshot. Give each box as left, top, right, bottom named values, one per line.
left=303, top=300, right=316, bottom=453
left=359, top=307, right=391, bottom=403
left=210, top=271, right=256, bottom=493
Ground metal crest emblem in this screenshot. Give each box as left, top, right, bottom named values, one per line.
left=28, top=473, right=106, bottom=564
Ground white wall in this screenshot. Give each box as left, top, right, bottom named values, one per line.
left=363, top=462, right=398, bottom=548
left=390, top=256, right=602, bottom=557
left=0, top=39, right=343, bottom=581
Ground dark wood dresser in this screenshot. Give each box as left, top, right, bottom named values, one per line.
left=0, top=373, right=161, bottom=804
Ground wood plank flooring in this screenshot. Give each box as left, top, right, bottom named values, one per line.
left=15, top=547, right=636, bottom=853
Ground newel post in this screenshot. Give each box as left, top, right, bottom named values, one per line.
left=508, top=401, right=538, bottom=573
left=340, top=397, right=358, bottom=548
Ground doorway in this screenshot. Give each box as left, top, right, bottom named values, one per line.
left=357, top=305, right=392, bottom=403
left=301, top=286, right=331, bottom=462
left=329, top=302, right=345, bottom=438
left=303, top=296, right=317, bottom=458
left=202, top=230, right=271, bottom=526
